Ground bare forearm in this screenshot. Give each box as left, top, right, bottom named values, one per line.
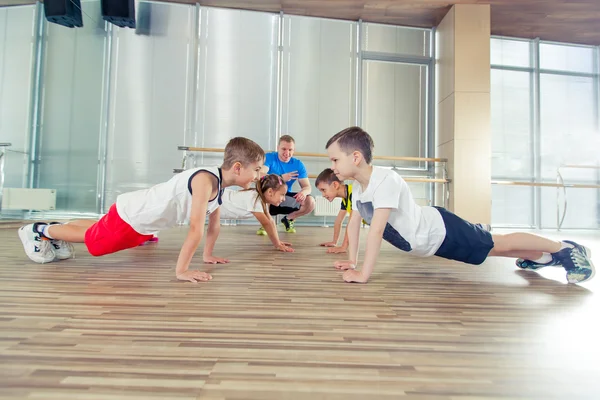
left=202, top=224, right=219, bottom=257
left=341, top=225, right=349, bottom=248
left=300, top=186, right=311, bottom=195
left=176, top=231, right=202, bottom=274
left=359, top=228, right=384, bottom=281
left=263, top=220, right=281, bottom=246
left=332, top=215, right=344, bottom=243
left=347, top=215, right=361, bottom=262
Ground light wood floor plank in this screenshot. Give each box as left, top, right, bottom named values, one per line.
left=0, top=225, right=598, bottom=399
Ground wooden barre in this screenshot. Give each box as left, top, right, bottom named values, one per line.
left=178, top=146, right=447, bottom=163
left=307, top=174, right=448, bottom=183
left=559, top=165, right=600, bottom=170
left=492, top=180, right=600, bottom=189
left=173, top=168, right=448, bottom=184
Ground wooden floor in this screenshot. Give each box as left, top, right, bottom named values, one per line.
left=0, top=224, right=598, bottom=399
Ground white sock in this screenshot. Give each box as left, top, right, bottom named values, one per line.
left=42, top=224, right=54, bottom=239
left=532, top=253, right=552, bottom=264
left=560, top=241, right=574, bottom=250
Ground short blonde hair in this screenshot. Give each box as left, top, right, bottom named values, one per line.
left=279, top=135, right=295, bottom=144
left=222, top=137, right=265, bottom=169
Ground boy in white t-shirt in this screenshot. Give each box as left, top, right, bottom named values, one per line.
left=220, top=174, right=294, bottom=252
left=325, top=126, right=595, bottom=285
left=17, top=137, right=265, bottom=283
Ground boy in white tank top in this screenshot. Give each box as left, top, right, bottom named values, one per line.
left=17, top=137, right=265, bottom=283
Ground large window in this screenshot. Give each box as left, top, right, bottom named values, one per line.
left=491, top=38, right=599, bottom=229
left=0, top=4, right=434, bottom=221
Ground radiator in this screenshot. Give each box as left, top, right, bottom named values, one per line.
left=2, top=188, right=56, bottom=210
left=314, top=196, right=342, bottom=216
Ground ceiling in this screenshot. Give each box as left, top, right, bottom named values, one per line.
left=2, top=0, right=600, bottom=45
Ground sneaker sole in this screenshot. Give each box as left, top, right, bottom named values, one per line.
left=567, top=246, right=595, bottom=284
left=17, top=227, right=54, bottom=264
left=54, top=253, right=73, bottom=261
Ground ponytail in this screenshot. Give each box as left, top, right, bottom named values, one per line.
left=252, top=174, right=285, bottom=215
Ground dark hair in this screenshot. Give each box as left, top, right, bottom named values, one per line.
left=325, top=126, right=374, bottom=164
left=279, top=135, right=295, bottom=144
left=222, top=137, right=265, bottom=169
left=253, top=174, right=286, bottom=214
left=315, top=168, right=341, bottom=187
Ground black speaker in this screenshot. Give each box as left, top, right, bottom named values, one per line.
left=101, top=0, right=136, bottom=28
left=44, top=0, right=83, bottom=28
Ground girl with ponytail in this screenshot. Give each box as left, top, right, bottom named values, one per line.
left=220, top=174, right=294, bottom=252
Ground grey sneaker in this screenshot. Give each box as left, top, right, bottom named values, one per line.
left=18, top=223, right=56, bottom=264
left=554, top=241, right=595, bottom=284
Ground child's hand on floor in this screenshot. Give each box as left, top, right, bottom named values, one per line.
left=327, top=246, right=347, bottom=254
left=276, top=242, right=295, bottom=252
left=177, top=270, right=212, bottom=283
left=342, top=269, right=368, bottom=283
left=203, top=256, right=230, bottom=264
left=319, top=241, right=336, bottom=247
left=334, top=260, right=356, bottom=270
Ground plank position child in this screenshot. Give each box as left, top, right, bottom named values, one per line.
left=315, top=168, right=353, bottom=254
left=324, top=126, right=595, bottom=284
left=220, top=174, right=294, bottom=252
left=18, top=137, right=265, bottom=283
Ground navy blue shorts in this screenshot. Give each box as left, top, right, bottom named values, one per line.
left=433, top=207, right=494, bottom=265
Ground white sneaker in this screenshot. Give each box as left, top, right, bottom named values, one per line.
left=48, top=222, right=75, bottom=260
left=18, top=223, right=56, bottom=264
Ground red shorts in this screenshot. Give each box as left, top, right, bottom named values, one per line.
left=85, top=204, right=154, bottom=256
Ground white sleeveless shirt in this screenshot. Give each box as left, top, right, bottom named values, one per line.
left=220, top=189, right=266, bottom=220
left=116, top=166, right=223, bottom=235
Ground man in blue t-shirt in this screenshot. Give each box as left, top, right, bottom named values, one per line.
left=259, top=135, right=315, bottom=234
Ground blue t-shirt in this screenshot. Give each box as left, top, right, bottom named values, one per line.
left=264, top=152, right=308, bottom=192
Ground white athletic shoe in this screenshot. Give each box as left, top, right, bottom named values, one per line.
left=48, top=222, right=75, bottom=260
left=18, top=223, right=56, bottom=264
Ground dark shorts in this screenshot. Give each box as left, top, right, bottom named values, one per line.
left=433, top=207, right=494, bottom=265
left=269, top=192, right=313, bottom=216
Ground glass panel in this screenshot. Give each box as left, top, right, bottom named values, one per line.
left=280, top=14, right=355, bottom=178
left=492, top=185, right=534, bottom=227
left=362, top=23, right=430, bottom=56
left=539, top=73, right=599, bottom=228
left=193, top=7, right=279, bottom=169
left=37, top=0, right=106, bottom=212
left=541, top=187, right=600, bottom=229
left=491, top=69, right=533, bottom=179
left=0, top=5, right=36, bottom=191
left=539, top=74, right=597, bottom=180
left=362, top=60, right=427, bottom=168
left=490, top=38, right=531, bottom=68
left=540, top=43, right=595, bottom=73
left=105, top=1, right=196, bottom=209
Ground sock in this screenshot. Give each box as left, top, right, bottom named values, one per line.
left=35, top=224, right=46, bottom=235
left=532, top=253, right=552, bottom=264
left=550, top=241, right=574, bottom=256
left=41, top=224, right=54, bottom=239
left=560, top=241, right=574, bottom=250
